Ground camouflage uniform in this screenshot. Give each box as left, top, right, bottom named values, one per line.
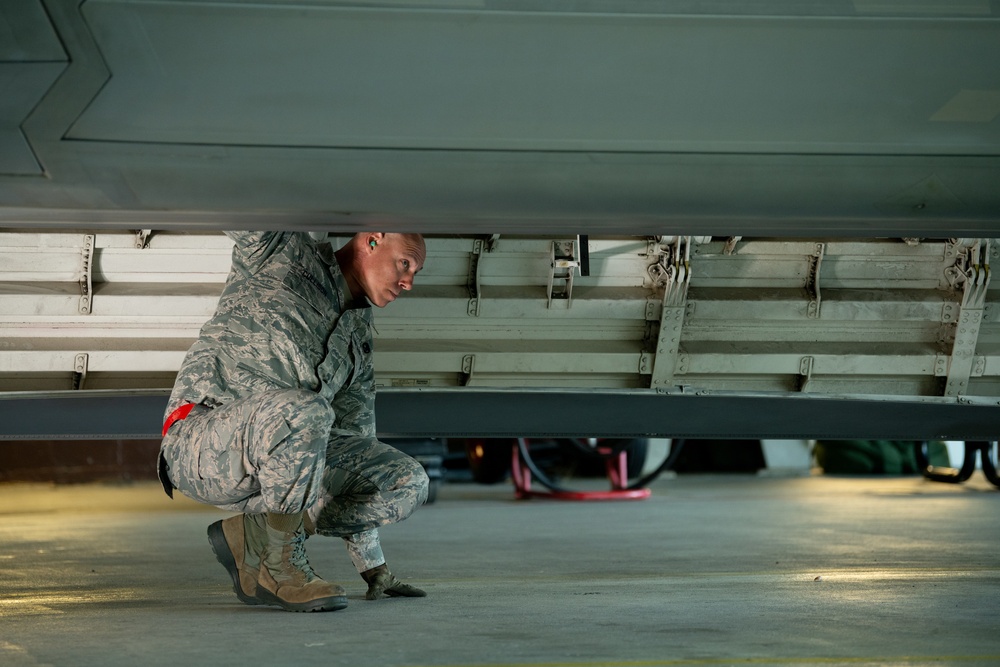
left=159, top=231, right=428, bottom=571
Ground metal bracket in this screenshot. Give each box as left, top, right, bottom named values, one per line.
left=943, top=238, right=980, bottom=289
left=134, top=229, right=153, bottom=249
left=943, top=239, right=991, bottom=396
left=467, top=236, right=500, bottom=315
left=79, top=234, right=95, bottom=315
left=676, top=352, right=690, bottom=375
left=941, top=301, right=957, bottom=324
left=650, top=306, right=686, bottom=390
left=805, top=243, right=824, bottom=319
left=647, top=236, right=691, bottom=308
left=933, top=354, right=949, bottom=377
left=638, top=351, right=653, bottom=375
left=799, top=356, right=814, bottom=392
left=467, top=239, right=486, bottom=316
left=723, top=236, right=742, bottom=255
left=461, top=354, right=476, bottom=386
left=547, top=239, right=579, bottom=308
left=648, top=237, right=693, bottom=389
left=73, top=353, right=89, bottom=390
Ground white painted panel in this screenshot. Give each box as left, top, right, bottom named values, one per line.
left=1, top=231, right=997, bottom=403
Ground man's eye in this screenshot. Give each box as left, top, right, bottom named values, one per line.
left=401, top=259, right=410, bottom=270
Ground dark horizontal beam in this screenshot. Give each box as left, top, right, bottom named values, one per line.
left=0, top=388, right=997, bottom=442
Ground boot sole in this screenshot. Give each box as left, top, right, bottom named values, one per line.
left=255, top=585, right=349, bottom=613
left=207, top=520, right=265, bottom=606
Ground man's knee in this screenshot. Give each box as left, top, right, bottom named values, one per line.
left=397, top=454, right=430, bottom=514
left=413, top=458, right=430, bottom=497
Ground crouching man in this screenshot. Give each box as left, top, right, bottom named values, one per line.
left=159, top=231, right=428, bottom=612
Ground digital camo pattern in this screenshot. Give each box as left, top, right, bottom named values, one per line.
left=164, top=231, right=375, bottom=421
left=160, top=231, right=426, bottom=540
left=307, top=437, right=429, bottom=570
left=160, top=389, right=333, bottom=513
left=342, top=529, right=386, bottom=573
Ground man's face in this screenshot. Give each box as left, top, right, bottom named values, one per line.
left=360, top=233, right=426, bottom=307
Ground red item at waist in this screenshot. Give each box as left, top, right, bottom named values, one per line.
left=162, top=403, right=197, bottom=437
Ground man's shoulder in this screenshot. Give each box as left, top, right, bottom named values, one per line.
left=226, top=230, right=313, bottom=250
left=225, top=231, right=319, bottom=272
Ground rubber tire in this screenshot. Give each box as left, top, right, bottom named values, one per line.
left=425, top=478, right=441, bottom=504
left=464, top=438, right=515, bottom=484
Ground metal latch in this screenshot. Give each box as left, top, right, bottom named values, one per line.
left=547, top=239, right=580, bottom=307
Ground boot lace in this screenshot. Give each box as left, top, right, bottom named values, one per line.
left=288, top=531, right=318, bottom=580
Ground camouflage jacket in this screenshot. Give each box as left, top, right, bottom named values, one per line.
left=165, top=231, right=376, bottom=440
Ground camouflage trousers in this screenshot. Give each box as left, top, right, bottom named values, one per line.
left=160, top=389, right=428, bottom=571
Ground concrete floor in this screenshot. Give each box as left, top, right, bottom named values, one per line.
left=1, top=472, right=998, bottom=667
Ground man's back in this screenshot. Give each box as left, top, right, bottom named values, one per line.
left=165, top=231, right=363, bottom=417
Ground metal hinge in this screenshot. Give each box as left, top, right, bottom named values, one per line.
left=73, top=353, right=89, bottom=390
left=799, top=356, right=814, bottom=392
left=467, top=244, right=482, bottom=317
left=805, top=243, right=824, bottom=319
left=467, top=235, right=500, bottom=316
left=462, top=354, right=476, bottom=386
left=79, top=234, right=95, bottom=315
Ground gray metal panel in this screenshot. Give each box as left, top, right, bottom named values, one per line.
left=376, top=388, right=1000, bottom=441
left=0, top=388, right=998, bottom=441
left=0, top=63, right=66, bottom=175
left=0, top=128, right=40, bottom=175
left=0, top=0, right=997, bottom=234
left=5, top=151, right=999, bottom=236
left=72, top=3, right=1000, bottom=155
left=0, top=2, right=69, bottom=174
left=0, top=1, right=67, bottom=61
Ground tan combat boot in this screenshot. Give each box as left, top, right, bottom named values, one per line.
left=207, top=514, right=267, bottom=606
left=254, top=513, right=348, bottom=613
